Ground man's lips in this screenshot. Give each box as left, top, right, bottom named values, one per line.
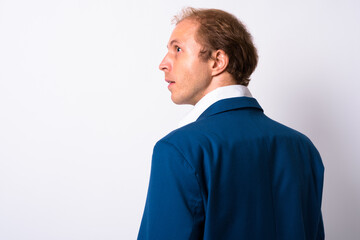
left=165, top=79, right=175, bottom=89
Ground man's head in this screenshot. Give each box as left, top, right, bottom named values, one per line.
left=159, top=7, right=258, bottom=105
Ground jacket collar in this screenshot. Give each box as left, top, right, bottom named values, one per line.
left=196, top=97, right=263, bottom=121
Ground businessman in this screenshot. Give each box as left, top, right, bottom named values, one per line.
left=138, top=7, right=324, bottom=240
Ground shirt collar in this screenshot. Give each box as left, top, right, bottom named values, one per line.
left=177, top=85, right=253, bottom=128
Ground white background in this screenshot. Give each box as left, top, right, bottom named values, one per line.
left=0, top=0, right=359, bottom=239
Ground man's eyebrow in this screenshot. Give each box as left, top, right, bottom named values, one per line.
left=167, top=40, right=180, bottom=48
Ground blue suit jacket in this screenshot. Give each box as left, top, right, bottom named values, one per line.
left=138, top=97, right=324, bottom=239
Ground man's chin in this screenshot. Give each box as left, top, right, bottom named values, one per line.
left=171, top=95, right=196, bottom=106
left=171, top=97, right=186, bottom=105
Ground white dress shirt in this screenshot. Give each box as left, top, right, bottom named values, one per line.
left=177, top=85, right=253, bottom=128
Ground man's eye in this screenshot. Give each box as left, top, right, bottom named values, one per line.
left=176, top=46, right=181, bottom=52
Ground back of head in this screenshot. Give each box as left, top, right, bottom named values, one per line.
left=173, top=7, right=258, bottom=86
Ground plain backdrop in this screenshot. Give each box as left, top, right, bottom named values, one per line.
left=0, top=0, right=359, bottom=239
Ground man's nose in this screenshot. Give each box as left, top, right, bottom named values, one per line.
left=159, top=54, right=171, bottom=72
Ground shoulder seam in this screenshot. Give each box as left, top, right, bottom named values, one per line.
left=157, top=139, right=205, bottom=214
left=159, top=139, right=195, bottom=170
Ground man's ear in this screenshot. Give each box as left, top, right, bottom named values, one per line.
left=210, top=50, right=229, bottom=77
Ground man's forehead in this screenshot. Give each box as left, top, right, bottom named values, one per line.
left=167, top=19, right=199, bottom=46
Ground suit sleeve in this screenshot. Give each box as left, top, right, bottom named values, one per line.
left=138, top=140, right=204, bottom=240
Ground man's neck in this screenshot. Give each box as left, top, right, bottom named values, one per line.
left=193, top=73, right=238, bottom=106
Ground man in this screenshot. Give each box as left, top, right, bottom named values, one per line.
left=138, top=7, right=324, bottom=240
